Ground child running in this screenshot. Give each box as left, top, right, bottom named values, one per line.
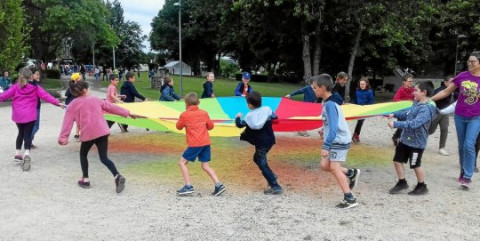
left=106, top=74, right=126, bottom=131
left=235, top=91, right=283, bottom=195
left=0, top=67, right=63, bottom=171
left=387, top=81, right=436, bottom=195
left=175, top=92, right=226, bottom=196
left=201, top=72, right=215, bottom=98
left=312, top=74, right=360, bottom=209
left=58, top=81, right=140, bottom=193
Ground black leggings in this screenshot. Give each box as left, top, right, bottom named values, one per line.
left=79, top=135, right=119, bottom=178
left=16, top=121, right=36, bottom=150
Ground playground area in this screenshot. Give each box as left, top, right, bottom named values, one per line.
left=0, top=80, right=479, bottom=240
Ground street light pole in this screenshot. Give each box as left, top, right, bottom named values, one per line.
left=113, top=46, right=116, bottom=70
left=174, top=1, right=183, bottom=97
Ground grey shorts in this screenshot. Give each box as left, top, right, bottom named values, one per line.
left=328, top=149, right=349, bottom=162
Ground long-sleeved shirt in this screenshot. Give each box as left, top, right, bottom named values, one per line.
left=176, top=105, right=214, bottom=147
left=393, top=101, right=437, bottom=149
left=106, top=84, right=119, bottom=103
left=393, top=86, right=414, bottom=101
left=332, top=83, right=346, bottom=101
left=0, top=76, right=11, bottom=90
left=121, top=81, right=145, bottom=103
left=235, top=82, right=252, bottom=96
left=201, top=81, right=214, bottom=98
left=58, top=95, right=130, bottom=143
left=159, top=85, right=181, bottom=101
left=0, top=82, right=59, bottom=123
left=235, top=106, right=277, bottom=147
left=355, top=89, right=374, bottom=105
left=321, top=95, right=351, bottom=150
left=288, top=85, right=317, bottom=103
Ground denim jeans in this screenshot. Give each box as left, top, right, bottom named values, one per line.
left=454, top=115, right=480, bottom=179
left=253, top=145, right=279, bottom=188
left=31, top=109, right=40, bottom=141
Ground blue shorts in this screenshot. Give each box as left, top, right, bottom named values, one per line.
left=182, top=145, right=211, bottom=162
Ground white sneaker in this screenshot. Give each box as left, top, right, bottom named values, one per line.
left=439, top=148, right=450, bottom=156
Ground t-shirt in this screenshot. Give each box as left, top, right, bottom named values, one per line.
left=452, top=71, right=480, bottom=118
left=106, top=84, right=118, bottom=103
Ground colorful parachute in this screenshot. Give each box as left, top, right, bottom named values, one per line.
left=104, top=97, right=412, bottom=137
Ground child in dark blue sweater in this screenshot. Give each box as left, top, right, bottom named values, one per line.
left=235, top=91, right=283, bottom=195
left=201, top=72, right=215, bottom=98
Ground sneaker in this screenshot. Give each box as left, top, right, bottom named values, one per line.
left=31, top=144, right=38, bottom=149
left=392, top=137, right=398, bottom=146
left=78, top=178, right=91, bottom=188
left=115, top=174, right=126, bottom=193
left=264, top=186, right=283, bottom=195
left=439, top=148, right=450, bottom=156
left=14, top=154, right=23, bottom=162
left=211, top=184, right=226, bottom=196
left=351, top=134, right=360, bottom=143
left=177, top=185, right=194, bottom=195
left=348, top=169, right=360, bottom=190
left=117, top=123, right=126, bottom=133
left=460, top=178, right=471, bottom=189
left=458, top=171, right=465, bottom=182
left=21, top=155, right=31, bottom=172
left=335, top=198, right=358, bottom=209
left=408, top=183, right=428, bottom=195
left=389, top=180, right=409, bottom=194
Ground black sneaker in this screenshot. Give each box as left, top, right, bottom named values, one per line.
left=336, top=198, right=358, bottom=209
left=211, top=184, right=226, bottom=196
left=177, top=185, right=194, bottom=195
left=408, top=183, right=428, bottom=195
left=115, top=174, right=126, bottom=193
left=349, top=169, right=360, bottom=190
left=264, top=186, right=283, bottom=195
left=389, top=181, right=409, bottom=194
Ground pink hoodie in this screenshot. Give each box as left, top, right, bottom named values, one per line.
left=0, top=82, right=59, bottom=123
left=58, top=95, right=130, bottom=144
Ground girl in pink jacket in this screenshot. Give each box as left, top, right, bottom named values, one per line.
left=58, top=81, right=140, bottom=193
left=0, top=67, right=63, bottom=171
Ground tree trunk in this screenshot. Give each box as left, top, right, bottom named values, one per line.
left=301, top=23, right=312, bottom=81
left=313, top=35, right=321, bottom=76
left=346, top=25, right=362, bottom=103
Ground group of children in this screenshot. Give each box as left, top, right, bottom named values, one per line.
left=2, top=66, right=469, bottom=209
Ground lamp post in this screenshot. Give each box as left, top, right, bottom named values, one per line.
left=113, top=46, right=116, bottom=70
left=454, top=33, right=467, bottom=76
left=174, top=1, right=183, bottom=97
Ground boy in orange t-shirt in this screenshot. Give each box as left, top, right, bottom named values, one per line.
left=175, top=92, right=226, bottom=196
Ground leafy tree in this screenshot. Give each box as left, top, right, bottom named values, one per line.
left=0, top=0, right=29, bottom=71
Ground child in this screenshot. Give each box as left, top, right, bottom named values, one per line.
left=0, top=67, right=63, bottom=171
left=120, top=71, right=147, bottom=132
left=30, top=67, right=42, bottom=148
left=106, top=74, right=126, bottom=131
left=332, top=71, right=349, bottom=102
left=175, top=92, right=225, bottom=196
left=387, top=81, right=436, bottom=195
left=235, top=72, right=252, bottom=96
left=159, top=76, right=181, bottom=101
left=391, top=74, right=415, bottom=145
left=235, top=91, right=283, bottom=195
left=65, top=72, right=82, bottom=139
left=0, top=70, right=12, bottom=91
left=312, top=74, right=360, bottom=209
left=58, top=81, right=139, bottom=193
left=352, top=77, right=375, bottom=142
left=201, top=72, right=215, bottom=98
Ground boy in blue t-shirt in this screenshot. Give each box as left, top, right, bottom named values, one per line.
left=235, top=91, right=283, bottom=195
left=312, top=74, right=360, bottom=209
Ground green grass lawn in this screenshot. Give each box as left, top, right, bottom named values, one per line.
left=40, top=78, right=63, bottom=89
left=106, top=72, right=305, bottom=101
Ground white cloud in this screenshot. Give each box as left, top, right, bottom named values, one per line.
left=118, top=0, right=166, bottom=51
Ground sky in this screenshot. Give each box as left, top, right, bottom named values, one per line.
left=118, top=0, right=166, bottom=51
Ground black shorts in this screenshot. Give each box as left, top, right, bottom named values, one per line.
left=393, top=142, right=424, bottom=169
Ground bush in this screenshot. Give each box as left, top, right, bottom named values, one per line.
left=45, top=69, right=61, bottom=79
left=219, top=59, right=239, bottom=78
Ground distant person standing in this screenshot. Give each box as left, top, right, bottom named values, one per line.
left=201, top=72, right=215, bottom=98
left=352, top=77, right=375, bottom=142
left=235, top=72, right=252, bottom=96
left=428, top=76, right=454, bottom=156
left=332, top=72, right=348, bottom=103
left=0, top=70, right=12, bottom=91
left=391, top=74, right=415, bottom=145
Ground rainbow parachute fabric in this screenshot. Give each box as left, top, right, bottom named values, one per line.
left=104, top=97, right=412, bottom=137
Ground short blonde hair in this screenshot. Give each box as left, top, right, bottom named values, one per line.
left=184, top=92, right=199, bottom=106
